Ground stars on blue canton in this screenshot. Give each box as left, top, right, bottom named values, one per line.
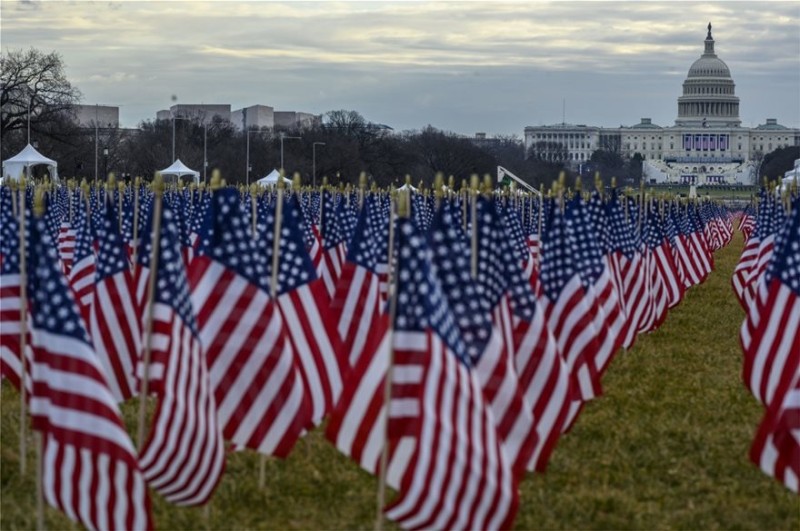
left=153, top=201, right=197, bottom=333
left=258, top=196, right=317, bottom=295
left=427, top=203, right=490, bottom=362
left=166, top=192, right=193, bottom=249
left=503, top=204, right=530, bottom=264
left=643, top=201, right=665, bottom=250
left=395, top=217, right=468, bottom=365
left=321, top=190, right=345, bottom=250
left=345, top=196, right=380, bottom=272
left=298, top=193, right=319, bottom=251
left=96, top=203, right=129, bottom=281
left=605, top=191, right=638, bottom=259
left=664, top=204, right=681, bottom=244
left=43, top=192, right=62, bottom=244
left=190, top=191, right=211, bottom=237
left=196, top=188, right=269, bottom=292
left=765, top=195, right=800, bottom=296
left=565, top=194, right=605, bottom=289
left=71, top=202, right=94, bottom=265
left=539, top=200, right=580, bottom=303
left=0, top=195, right=21, bottom=276
left=474, top=197, right=507, bottom=311
left=136, top=200, right=155, bottom=268
left=27, top=217, right=91, bottom=343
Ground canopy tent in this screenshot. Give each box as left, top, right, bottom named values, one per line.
left=159, top=159, right=200, bottom=183
left=256, top=169, right=292, bottom=187
left=396, top=183, right=418, bottom=191
left=2, top=143, right=59, bottom=182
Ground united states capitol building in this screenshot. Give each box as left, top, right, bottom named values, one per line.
left=523, top=24, right=800, bottom=185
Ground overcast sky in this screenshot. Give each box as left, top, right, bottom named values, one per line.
left=2, top=0, right=799, bottom=134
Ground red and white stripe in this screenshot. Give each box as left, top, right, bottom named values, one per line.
left=190, top=258, right=312, bottom=456
left=138, top=302, right=225, bottom=506
left=749, top=370, right=800, bottom=493
left=89, top=269, right=140, bottom=402
left=332, top=261, right=383, bottom=368
left=385, top=330, right=517, bottom=530
left=58, top=221, right=76, bottom=275
left=608, top=251, right=648, bottom=349
left=0, top=273, right=33, bottom=393
left=69, top=253, right=96, bottom=319
left=29, top=328, right=152, bottom=531
left=653, top=239, right=684, bottom=309
left=511, top=300, right=572, bottom=472
left=277, top=279, right=345, bottom=425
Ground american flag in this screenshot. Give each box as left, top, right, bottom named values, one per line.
left=330, top=195, right=387, bottom=368
left=56, top=190, right=76, bottom=275
left=732, top=200, right=762, bottom=308
left=319, top=190, right=351, bottom=299
left=88, top=202, right=140, bottom=402
left=565, top=194, right=625, bottom=374
left=384, top=216, right=518, bottom=530
left=741, top=193, right=783, bottom=312
left=639, top=202, right=670, bottom=332
left=496, top=200, right=572, bottom=473
left=539, top=200, right=606, bottom=431
left=26, top=212, right=153, bottom=531
left=260, top=195, right=345, bottom=425
left=605, top=191, right=648, bottom=348
left=138, top=200, right=226, bottom=506
left=68, top=198, right=95, bottom=322
left=740, top=196, right=798, bottom=408
left=646, top=201, right=684, bottom=311
left=434, top=197, right=537, bottom=479
left=0, top=189, right=32, bottom=393
left=189, top=188, right=312, bottom=456
left=742, top=196, right=800, bottom=492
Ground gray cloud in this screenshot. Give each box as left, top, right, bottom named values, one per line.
left=1, top=0, right=798, bottom=133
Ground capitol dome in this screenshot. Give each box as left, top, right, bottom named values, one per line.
left=675, top=23, right=741, bottom=127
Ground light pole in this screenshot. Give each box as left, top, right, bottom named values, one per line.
left=279, top=132, right=302, bottom=172
left=312, top=142, right=326, bottom=188
left=245, top=128, right=261, bottom=187
left=103, top=147, right=109, bottom=180
left=171, top=115, right=189, bottom=162
left=203, top=122, right=208, bottom=185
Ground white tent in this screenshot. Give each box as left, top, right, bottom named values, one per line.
left=2, top=143, right=59, bottom=182
left=396, top=183, right=418, bottom=191
left=256, top=169, right=292, bottom=187
left=159, top=159, right=200, bottom=183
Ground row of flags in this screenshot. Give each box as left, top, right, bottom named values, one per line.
left=0, top=179, right=738, bottom=530
left=734, top=190, right=799, bottom=494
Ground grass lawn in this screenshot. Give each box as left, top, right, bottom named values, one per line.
left=2, top=231, right=797, bottom=530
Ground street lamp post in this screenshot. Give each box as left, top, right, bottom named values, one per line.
left=103, top=147, right=109, bottom=180
left=312, top=142, right=326, bottom=188
left=279, top=132, right=302, bottom=172
left=245, top=128, right=261, bottom=187
left=171, top=115, right=189, bottom=162
left=203, top=123, right=208, bottom=185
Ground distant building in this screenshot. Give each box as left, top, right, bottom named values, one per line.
left=274, top=111, right=320, bottom=129
left=523, top=23, right=800, bottom=185
left=231, top=105, right=275, bottom=131
left=74, top=104, right=119, bottom=128
left=157, top=104, right=231, bottom=124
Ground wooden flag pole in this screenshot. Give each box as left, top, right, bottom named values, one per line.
left=470, top=174, right=479, bottom=279
left=375, top=189, right=405, bottom=531
left=250, top=184, right=258, bottom=238
left=131, top=177, right=141, bottom=269
left=18, top=178, right=29, bottom=476
left=260, top=171, right=287, bottom=489
left=32, top=186, right=47, bottom=531
left=137, top=173, right=165, bottom=450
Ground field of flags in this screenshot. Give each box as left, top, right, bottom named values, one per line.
left=0, top=171, right=797, bottom=530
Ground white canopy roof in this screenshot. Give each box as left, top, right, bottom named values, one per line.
left=396, top=183, right=418, bottom=191
left=2, top=143, right=59, bottom=181
left=159, top=159, right=200, bottom=183
left=256, top=169, right=292, bottom=187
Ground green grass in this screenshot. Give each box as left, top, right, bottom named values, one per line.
left=2, top=233, right=798, bottom=530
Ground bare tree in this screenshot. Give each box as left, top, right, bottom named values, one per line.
left=1, top=48, right=82, bottom=139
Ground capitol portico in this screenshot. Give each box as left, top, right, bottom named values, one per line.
left=523, top=23, right=800, bottom=185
